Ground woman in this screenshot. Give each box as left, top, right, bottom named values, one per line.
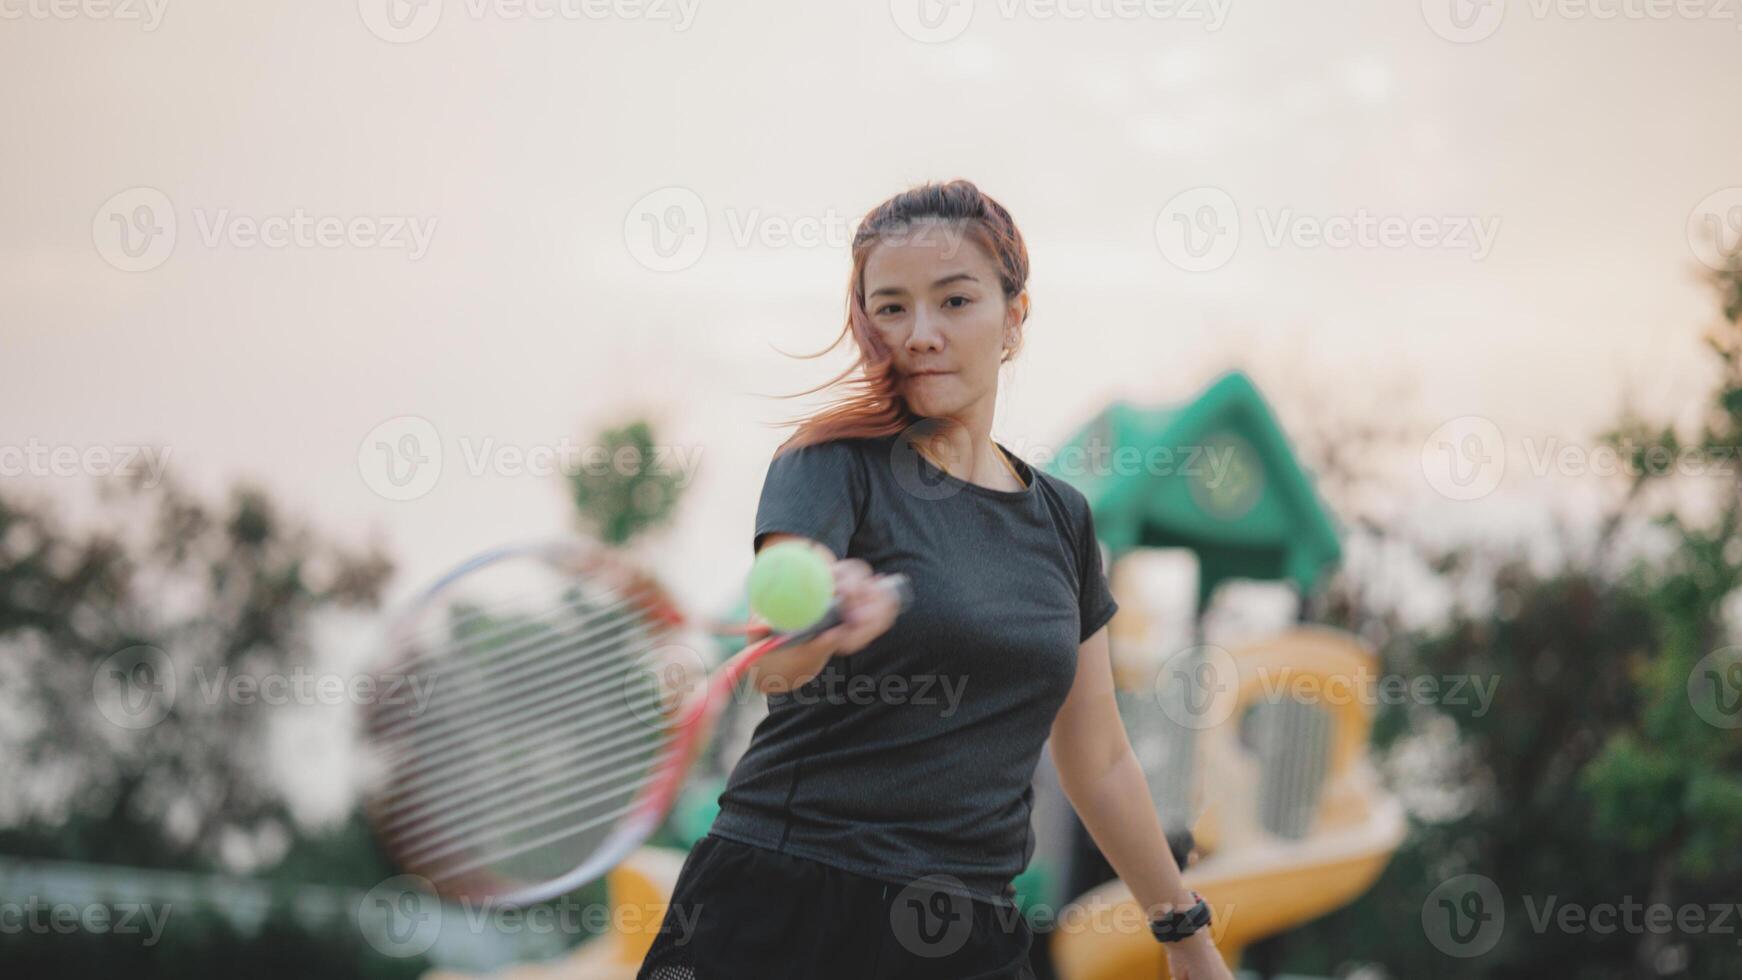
left=637, top=180, right=1232, bottom=980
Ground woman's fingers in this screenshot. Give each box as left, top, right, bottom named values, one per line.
left=830, top=567, right=902, bottom=655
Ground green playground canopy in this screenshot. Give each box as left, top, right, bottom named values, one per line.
left=1042, top=369, right=1343, bottom=612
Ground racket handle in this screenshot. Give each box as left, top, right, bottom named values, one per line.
left=780, top=572, right=913, bottom=645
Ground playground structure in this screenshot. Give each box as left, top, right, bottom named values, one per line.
left=431, top=370, right=1406, bottom=980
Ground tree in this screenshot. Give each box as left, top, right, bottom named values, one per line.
left=1271, top=255, right=1742, bottom=978
left=0, top=466, right=393, bottom=871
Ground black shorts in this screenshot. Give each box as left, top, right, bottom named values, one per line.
left=636, top=834, right=1038, bottom=980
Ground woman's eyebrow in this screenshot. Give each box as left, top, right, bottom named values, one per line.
left=868, top=272, right=979, bottom=300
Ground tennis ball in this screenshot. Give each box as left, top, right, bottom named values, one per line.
left=747, top=540, right=835, bottom=632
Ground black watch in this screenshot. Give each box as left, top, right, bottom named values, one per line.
left=1150, top=891, right=1212, bottom=943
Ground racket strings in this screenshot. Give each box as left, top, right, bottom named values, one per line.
left=367, top=561, right=702, bottom=896
left=386, top=573, right=651, bottom=675
left=370, top=604, right=662, bottom=759
left=367, top=607, right=686, bottom=793
left=378, top=675, right=675, bottom=825
left=388, top=711, right=673, bottom=857
left=369, top=580, right=658, bottom=742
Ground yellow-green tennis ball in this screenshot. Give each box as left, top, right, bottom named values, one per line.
left=747, top=541, right=834, bottom=632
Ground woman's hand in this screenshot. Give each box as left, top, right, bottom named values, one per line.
left=813, top=556, right=903, bottom=655
left=747, top=537, right=903, bottom=694
left=1163, top=932, right=1233, bottom=980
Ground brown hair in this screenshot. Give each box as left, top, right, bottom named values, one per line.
left=767, top=179, right=1031, bottom=458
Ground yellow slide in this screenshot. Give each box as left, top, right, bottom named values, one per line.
left=1051, top=626, right=1406, bottom=979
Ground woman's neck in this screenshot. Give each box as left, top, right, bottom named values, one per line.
left=914, top=426, right=1026, bottom=492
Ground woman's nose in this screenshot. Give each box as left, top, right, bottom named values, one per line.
left=907, top=312, right=943, bottom=351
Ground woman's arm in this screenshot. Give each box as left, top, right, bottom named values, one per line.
left=746, top=533, right=900, bottom=695
left=1049, top=624, right=1232, bottom=979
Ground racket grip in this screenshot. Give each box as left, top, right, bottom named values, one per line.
left=781, top=572, right=912, bottom=644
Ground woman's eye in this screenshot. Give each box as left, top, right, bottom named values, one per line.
left=875, top=304, right=902, bottom=317
left=945, top=295, right=972, bottom=309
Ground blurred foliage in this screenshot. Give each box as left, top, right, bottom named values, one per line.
left=0, top=899, right=426, bottom=980
left=0, top=467, right=414, bottom=976
left=1260, top=257, right=1742, bottom=977
left=564, top=418, right=686, bottom=547
left=0, top=467, right=393, bottom=868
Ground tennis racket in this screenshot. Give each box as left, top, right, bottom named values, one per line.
left=356, top=534, right=913, bottom=906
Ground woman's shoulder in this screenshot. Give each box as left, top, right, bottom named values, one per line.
left=1026, top=464, right=1097, bottom=539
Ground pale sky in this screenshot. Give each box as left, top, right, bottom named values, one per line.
left=5, top=0, right=1741, bottom=627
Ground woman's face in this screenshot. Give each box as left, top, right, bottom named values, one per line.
left=861, top=221, right=1024, bottom=420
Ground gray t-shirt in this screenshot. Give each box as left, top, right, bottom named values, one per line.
left=709, top=430, right=1119, bottom=906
